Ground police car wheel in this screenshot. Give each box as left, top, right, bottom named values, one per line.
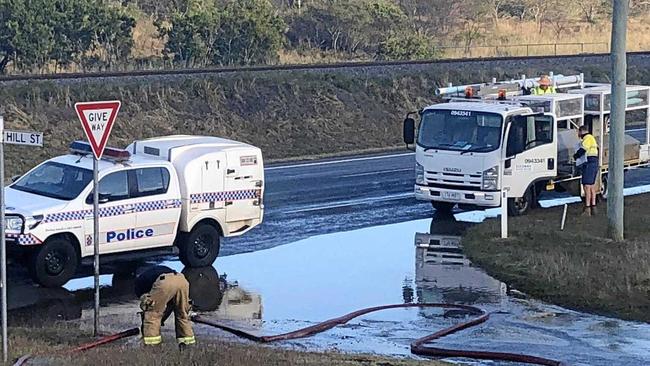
left=29, top=238, right=79, bottom=288
left=179, top=224, right=220, bottom=267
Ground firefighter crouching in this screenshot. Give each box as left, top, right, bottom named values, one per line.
left=135, top=265, right=196, bottom=347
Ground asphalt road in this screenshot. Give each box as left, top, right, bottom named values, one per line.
left=223, top=151, right=428, bottom=256
left=225, top=134, right=650, bottom=256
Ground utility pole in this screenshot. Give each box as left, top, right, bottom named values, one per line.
left=608, top=0, right=628, bottom=241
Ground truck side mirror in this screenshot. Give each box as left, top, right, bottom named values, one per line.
left=403, top=117, right=415, bottom=145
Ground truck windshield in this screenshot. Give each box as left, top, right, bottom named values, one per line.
left=417, top=110, right=503, bottom=152
left=11, top=162, right=93, bottom=201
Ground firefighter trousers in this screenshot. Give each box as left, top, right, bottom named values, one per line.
left=140, top=272, right=195, bottom=345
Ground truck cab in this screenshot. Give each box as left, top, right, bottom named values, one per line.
left=405, top=101, right=557, bottom=215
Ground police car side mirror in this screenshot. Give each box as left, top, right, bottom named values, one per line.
left=10, top=175, right=21, bottom=183
left=86, top=193, right=110, bottom=205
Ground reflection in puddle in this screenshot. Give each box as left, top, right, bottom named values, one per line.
left=11, top=216, right=650, bottom=365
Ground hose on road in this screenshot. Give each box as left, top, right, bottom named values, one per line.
left=192, top=303, right=563, bottom=366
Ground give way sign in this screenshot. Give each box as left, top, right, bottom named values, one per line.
left=75, top=101, right=121, bottom=159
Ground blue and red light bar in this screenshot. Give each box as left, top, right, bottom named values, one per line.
left=69, top=141, right=131, bottom=162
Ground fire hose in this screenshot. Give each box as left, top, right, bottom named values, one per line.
left=191, top=303, right=563, bottom=366
left=13, top=303, right=563, bottom=366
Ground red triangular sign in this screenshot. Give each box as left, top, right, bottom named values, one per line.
left=75, top=101, right=121, bottom=159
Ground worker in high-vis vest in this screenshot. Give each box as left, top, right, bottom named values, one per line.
left=531, top=75, right=556, bottom=95
left=573, top=126, right=599, bottom=216
left=135, top=266, right=196, bottom=348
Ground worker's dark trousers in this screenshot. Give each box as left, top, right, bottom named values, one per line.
left=140, top=273, right=195, bottom=345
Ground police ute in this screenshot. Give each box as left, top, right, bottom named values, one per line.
left=5, top=136, right=264, bottom=287
left=403, top=73, right=650, bottom=215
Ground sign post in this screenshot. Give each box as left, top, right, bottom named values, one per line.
left=74, top=101, right=121, bottom=337
left=0, top=116, right=5, bottom=364
left=501, top=188, right=508, bottom=239
left=0, top=116, right=44, bottom=362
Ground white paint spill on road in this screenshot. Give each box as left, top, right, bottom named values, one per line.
left=265, top=152, right=414, bottom=171
left=340, top=168, right=413, bottom=178
left=281, top=192, right=414, bottom=214
left=455, top=183, right=650, bottom=222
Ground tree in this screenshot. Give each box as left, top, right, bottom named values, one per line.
left=156, top=8, right=220, bottom=67
left=212, top=0, right=286, bottom=66
left=376, top=31, right=438, bottom=60
left=91, top=5, right=136, bottom=70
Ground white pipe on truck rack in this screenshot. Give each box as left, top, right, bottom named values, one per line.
left=435, top=74, right=584, bottom=97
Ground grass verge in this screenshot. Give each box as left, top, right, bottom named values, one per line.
left=7, top=325, right=446, bottom=366
left=463, top=194, right=650, bottom=322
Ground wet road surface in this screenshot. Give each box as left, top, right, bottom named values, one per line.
left=8, top=149, right=650, bottom=365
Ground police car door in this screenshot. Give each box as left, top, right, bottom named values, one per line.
left=131, top=166, right=181, bottom=250
left=83, top=170, right=138, bottom=255
left=502, top=113, right=558, bottom=199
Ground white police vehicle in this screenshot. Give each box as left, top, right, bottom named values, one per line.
left=5, top=136, right=264, bottom=287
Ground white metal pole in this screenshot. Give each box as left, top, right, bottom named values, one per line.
left=561, top=204, right=568, bottom=230
left=0, top=116, right=7, bottom=362
left=501, top=188, right=508, bottom=239
left=93, top=157, right=100, bottom=336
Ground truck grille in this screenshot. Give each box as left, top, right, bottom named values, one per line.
left=425, top=170, right=482, bottom=190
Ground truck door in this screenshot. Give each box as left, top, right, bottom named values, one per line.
left=502, top=113, right=557, bottom=199
left=132, top=167, right=182, bottom=250
left=224, top=151, right=262, bottom=223
left=83, top=170, right=137, bottom=255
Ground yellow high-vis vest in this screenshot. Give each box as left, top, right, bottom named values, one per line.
left=581, top=134, right=598, bottom=157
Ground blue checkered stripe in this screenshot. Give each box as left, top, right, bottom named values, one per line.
left=43, top=199, right=183, bottom=223
left=7, top=233, right=42, bottom=245
left=191, top=189, right=260, bottom=204
left=43, top=210, right=86, bottom=223
left=135, top=199, right=182, bottom=213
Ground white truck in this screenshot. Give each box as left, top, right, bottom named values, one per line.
left=403, top=74, right=650, bottom=215
left=5, top=136, right=264, bottom=287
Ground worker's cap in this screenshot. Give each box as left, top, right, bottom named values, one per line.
left=538, top=75, right=551, bottom=86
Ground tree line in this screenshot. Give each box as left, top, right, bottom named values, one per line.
left=0, top=0, right=646, bottom=74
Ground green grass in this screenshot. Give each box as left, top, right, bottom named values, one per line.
left=463, top=194, right=650, bottom=322
left=5, top=325, right=447, bottom=366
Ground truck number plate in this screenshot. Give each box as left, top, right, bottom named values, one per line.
left=442, top=191, right=461, bottom=200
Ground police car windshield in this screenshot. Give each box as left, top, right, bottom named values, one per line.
left=417, top=110, right=503, bottom=152
left=11, top=162, right=93, bottom=201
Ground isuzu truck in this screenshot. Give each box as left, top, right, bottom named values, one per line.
left=403, top=74, right=650, bottom=215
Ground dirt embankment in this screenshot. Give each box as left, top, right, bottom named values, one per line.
left=463, top=195, right=650, bottom=323
left=3, top=54, right=650, bottom=176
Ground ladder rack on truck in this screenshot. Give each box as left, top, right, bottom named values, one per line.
left=404, top=72, right=650, bottom=215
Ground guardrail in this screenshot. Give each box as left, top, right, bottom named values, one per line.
left=439, top=42, right=610, bottom=58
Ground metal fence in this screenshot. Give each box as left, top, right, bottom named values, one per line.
left=439, top=42, right=610, bottom=59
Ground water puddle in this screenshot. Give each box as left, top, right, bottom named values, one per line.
left=8, top=215, right=650, bottom=365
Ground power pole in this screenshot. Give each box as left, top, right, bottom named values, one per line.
left=608, top=0, right=628, bottom=241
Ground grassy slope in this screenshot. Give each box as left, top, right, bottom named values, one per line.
left=463, top=195, right=650, bottom=322
left=2, top=56, right=650, bottom=178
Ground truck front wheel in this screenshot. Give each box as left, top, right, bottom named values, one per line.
left=507, top=187, right=533, bottom=216
left=179, top=224, right=221, bottom=267
left=28, top=238, right=79, bottom=288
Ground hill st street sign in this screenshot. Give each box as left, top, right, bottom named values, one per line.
left=3, top=131, right=43, bottom=146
